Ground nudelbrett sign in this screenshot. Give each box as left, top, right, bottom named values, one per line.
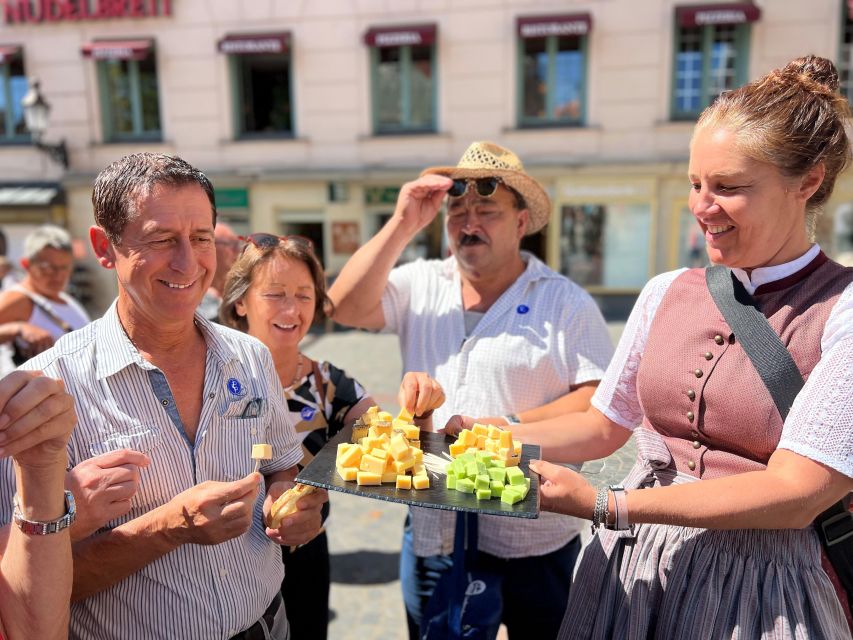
left=2, top=0, right=171, bottom=23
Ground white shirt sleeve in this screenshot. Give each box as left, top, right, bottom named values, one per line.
left=590, top=269, right=684, bottom=430
left=380, top=261, right=419, bottom=335
left=778, top=280, right=853, bottom=478
left=558, top=287, right=615, bottom=385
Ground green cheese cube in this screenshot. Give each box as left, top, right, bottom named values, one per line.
left=514, top=483, right=529, bottom=500
left=487, top=467, right=506, bottom=484
left=505, top=466, right=526, bottom=486
left=475, top=451, right=494, bottom=465
left=455, top=478, right=475, bottom=493
left=476, top=488, right=492, bottom=500
left=500, top=488, right=522, bottom=505
left=490, top=480, right=504, bottom=498
left=491, top=459, right=506, bottom=468
left=446, top=468, right=457, bottom=480
left=446, top=475, right=457, bottom=489
left=451, top=460, right=466, bottom=477
left=475, top=474, right=490, bottom=490
left=465, top=462, right=479, bottom=478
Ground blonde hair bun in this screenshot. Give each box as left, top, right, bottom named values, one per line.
left=782, top=55, right=840, bottom=96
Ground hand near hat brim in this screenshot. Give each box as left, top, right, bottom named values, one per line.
left=392, top=174, right=454, bottom=237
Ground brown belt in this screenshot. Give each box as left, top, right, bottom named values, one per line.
left=229, top=592, right=283, bottom=640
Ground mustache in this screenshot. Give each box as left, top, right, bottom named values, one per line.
left=459, top=232, right=485, bottom=246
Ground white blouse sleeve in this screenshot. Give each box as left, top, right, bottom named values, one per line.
left=778, top=280, right=853, bottom=478
left=590, top=269, right=684, bottom=430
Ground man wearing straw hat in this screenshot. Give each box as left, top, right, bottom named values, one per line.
left=330, top=141, right=613, bottom=638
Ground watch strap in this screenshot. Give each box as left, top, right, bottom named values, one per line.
left=13, top=490, right=76, bottom=535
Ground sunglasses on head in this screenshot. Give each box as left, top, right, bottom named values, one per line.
left=239, top=233, right=314, bottom=253
left=447, top=177, right=503, bottom=199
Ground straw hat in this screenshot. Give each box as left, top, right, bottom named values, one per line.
left=421, top=141, right=551, bottom=234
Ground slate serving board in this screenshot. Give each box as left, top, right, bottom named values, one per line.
left=296, top=425, right=540, bottom=518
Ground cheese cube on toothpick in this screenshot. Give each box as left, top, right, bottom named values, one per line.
left=252, top=443, right=272, bottom=472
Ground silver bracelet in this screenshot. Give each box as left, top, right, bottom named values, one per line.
left=591, top=487, right=608, bottom=535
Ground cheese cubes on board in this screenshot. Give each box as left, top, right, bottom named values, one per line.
left=337, top=407, right=429, bottom=490
left=449, top=424, right=523, bottom=467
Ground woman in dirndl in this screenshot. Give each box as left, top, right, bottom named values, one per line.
left=525, top=55, right=853, bottom=639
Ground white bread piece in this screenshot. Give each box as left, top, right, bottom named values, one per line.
left=268, top=483, right=317, bottom=529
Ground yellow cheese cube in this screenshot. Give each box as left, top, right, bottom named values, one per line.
left=476, top=435, right=487, bottom=449
left=381, top=470, right=398, bottom=483
left=487, top=426, right=503, bottom=439
left=396, top=475, right=412, bottom=489
left=412, top=449, right=424, bottom=464
left=351, top=423, right=369, bottom=443
left=484, top=439, right=498, bottom=453
left=359, top=454, right=387, bottom=475
left=397, top=407, right=414, bottom=423
left=370, top=448, right=391, bottom=462
left=449, top=442, right=467, bottom=457
left=458, top=429, right=476, bottom=447
left=356, top=471, right=381, bottom=485
left=377, top=411, right=393, bottom=423
left=338, top=444, right=363, bottom=469
left=408, top=440, right=421, bottom=450
left=337, top=466, right=358, bottom=481
left=378, top=433, right=392, bottom=447
left=413, top=463, right=425, bottom=476
left=466, top=447, right=480, bottom=455
left=388, top=433, right=412, bottom=461
left=393, top=457, right=416, bottom=473
left=505, top=455, right=520, bottom=467
left=472, top=423, right=489, bottom=436
left=392, top=418, right=410, bottom=432
left=412, top=475, right=430, bottom=490
left=336, top=442, right=351, bottom=457
left=499, top=430, right=513, bottom=448
left=365, top=405, right=380, bottom=416
left=513, top=440, right=522, bottom=455
left=403, top=425, right=420, bottom=440
left=251, top=443, right=272, bottom=460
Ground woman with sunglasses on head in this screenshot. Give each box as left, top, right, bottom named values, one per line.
left=220, top=233, right=444, bottom=640
left=0, top=226, right=89, bottom=367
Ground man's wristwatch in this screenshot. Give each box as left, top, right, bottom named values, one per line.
left=13, top=490, right=77, bottom=535
left=503, top=414, right=521, bottom=425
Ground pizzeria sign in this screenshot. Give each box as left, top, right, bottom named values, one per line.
left=2, top=0, right=171, bottom=23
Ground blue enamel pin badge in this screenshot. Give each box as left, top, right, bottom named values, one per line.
left=227, top=378, right=247, bottom=398
left=301, top=407, right=316, bottom=421
left=516, top=304, right=530, bottom=315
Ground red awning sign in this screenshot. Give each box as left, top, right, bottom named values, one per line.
left=676, top=3, right=761, bottom=27
left=364, top=24, right=436, bottom=48
left=218, top=33, right=290, bottom=55
left=0, top=45, right=21, bottom=63
left=517, top=14, right=592, bottom=38
left=81, top=39, right=152, bottom=61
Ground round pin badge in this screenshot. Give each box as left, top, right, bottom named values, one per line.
left=301, top=407, right=316, bottom=421
left=516, top=304, right=530, bottom=315
left=226, top=378, right=245, bottom=397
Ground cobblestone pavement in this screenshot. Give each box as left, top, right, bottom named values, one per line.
left=302, top=323, right=635, bottom=640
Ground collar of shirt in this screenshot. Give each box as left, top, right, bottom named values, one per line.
left=94, top=299, right=239, bottom=380
left=731, top=243, right=820, bottom=295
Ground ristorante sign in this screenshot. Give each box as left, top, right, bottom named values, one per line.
left=2, top=0, right=171, bottom=23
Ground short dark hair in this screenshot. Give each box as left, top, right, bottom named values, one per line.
left=92, top=153, right=216, bottom=244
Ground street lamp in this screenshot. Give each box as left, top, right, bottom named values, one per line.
left=21, top=78, right=68, bottom=169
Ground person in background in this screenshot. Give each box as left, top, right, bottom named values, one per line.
left=197, top=222, right=242, bottom=322
left=0, top=225, right=89, bottom=365
left=220, top=233, right=445, bottom=640
left=329, top=142, right=614, bottom=639
left=0, top=370, right=77, bottom=640
left=0, top=153, right=326, bottom=640
left=521, top=56, right=852, bottom=638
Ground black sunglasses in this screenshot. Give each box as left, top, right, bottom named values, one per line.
left=239, top=233, right=314, bottom=253
left=448, top=177, right=503, bottom=199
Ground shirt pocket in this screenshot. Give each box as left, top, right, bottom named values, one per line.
left=215, top=414, right=268, bottom=481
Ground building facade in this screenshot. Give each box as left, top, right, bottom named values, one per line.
left=1, top=0, right=852, bottom=316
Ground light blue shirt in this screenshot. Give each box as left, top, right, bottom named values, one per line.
left=0, top=300, right=301, bottom=640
